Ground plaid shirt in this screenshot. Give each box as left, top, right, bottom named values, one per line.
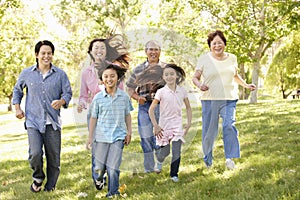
left=126, top=60, right=166, bottom=101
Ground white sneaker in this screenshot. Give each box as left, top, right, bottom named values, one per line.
left=154, top=162, right=163, bottom=174
left=225, top=159, right=235, bottom=170
left=171, top=176, right=179, bottom=182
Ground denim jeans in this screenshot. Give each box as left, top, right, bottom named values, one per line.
left=201, top=100, right=240, bottom=166
left=94, top=140, right=124, bottom=196
left=156, top=140, right=182, bottom=177
left=27, top=125, right=61, bottom=190
left=87, top=113, right=99, bottom=183
left=138, top=101, right=160, bottom=172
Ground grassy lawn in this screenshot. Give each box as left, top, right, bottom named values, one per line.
left=0, top=100, right=299, bottom=200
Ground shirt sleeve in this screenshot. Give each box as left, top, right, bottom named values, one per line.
left=90, top=96, right=99, bottom=118
left=154, top=88, right=162, bottom=101
left=12, top=69, right=27, bottom=105
left=195, top=54, right=207, bottom=71
left=125, top=94, right=134, bottom=115
left=79, top=69, right=89, bottom=108
left=60, top=70, right=72, bottom=109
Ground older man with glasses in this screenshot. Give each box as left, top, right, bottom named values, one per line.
left=126, top=40, right=166, bottom=173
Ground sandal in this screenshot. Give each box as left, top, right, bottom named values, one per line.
left=30, top=180, right=42, bottom=193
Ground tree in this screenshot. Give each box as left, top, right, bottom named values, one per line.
left=0, top=1, right=44, bottom=111
left=51, top=0, right=142, bottom=96
left=188, top=0, right=300, bottom=103
left=266, top=31, right=300, bottom=99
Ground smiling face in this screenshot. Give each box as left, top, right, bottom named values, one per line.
left=210, top=35, right=225, bottom=57
left=35, top=45, right=53, bottom=67
left=163, top=67, right=178, bottom=86
left=102, top=68, right=118, bottom=89
left=91, top=41, right=107, bottom=62
left=145, top=41, right=161, bottom=65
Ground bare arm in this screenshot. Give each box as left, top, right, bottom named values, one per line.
left=149, top=99, right=163, bottom=138
left=234, top=72, right=256, bottom=91
left=86, top=117, right=97, bottom=150
left=127, top=87, right=146, bottom=105
left=192, top=70, right=209, bottom=91
left=183, top=97, right=192, bottom=135
left=124, top=114, right=132, bottom=145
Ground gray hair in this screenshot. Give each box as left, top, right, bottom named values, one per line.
left=145, top=40, right=161, bottom=50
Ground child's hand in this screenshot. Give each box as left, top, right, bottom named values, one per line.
left=183, top=124, right=191, bottom=136
left=154, top=125, right=164, bottom=139
left=86, top=138, right=92, bottom=150
left=124, top=134, right=131, bottom=145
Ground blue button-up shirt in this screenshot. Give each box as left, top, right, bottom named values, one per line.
left=12, top=64, right=72, bottom=133
left=90, top=88, right=133, bottom=143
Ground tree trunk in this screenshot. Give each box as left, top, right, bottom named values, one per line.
left=239, top=63, right=246, bottom=100
left=8, top=94, right=13, bottom=112
left=250, top=62, right=260, bottom=104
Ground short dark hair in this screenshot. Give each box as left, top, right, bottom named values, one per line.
left=35, top=40, right=55, bottom=54
left=207, top=30, right=227, bottom=48
left=99, top=64, right=127, bottom=82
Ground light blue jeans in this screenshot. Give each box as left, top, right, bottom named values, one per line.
left=138, top=101, right=160, bottom=172
left=201, top=100, right=240, bottom=166
left=94, top=140, right=124, bottom=196
left=87, top=113, right=99, bottom=184
left=27, top=125, right=61, bottom=190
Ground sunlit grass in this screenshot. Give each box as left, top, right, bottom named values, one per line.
left=0, top=100, right=299, bottom=199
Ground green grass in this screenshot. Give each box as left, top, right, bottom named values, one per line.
left=0, top=100, right=299, bottom=200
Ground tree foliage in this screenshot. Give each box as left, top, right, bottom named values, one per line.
left=1, top=0, right=300, bottom=110
left=0, top=2, right=44, bottom=110
left=266, top=31, right=300, bottom=99
left=188, top=0, right=300, bottom=103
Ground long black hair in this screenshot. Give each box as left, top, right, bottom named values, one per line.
left=88, top=35, right=130, bottom=70
left=163, top=63, right=186, bottom=85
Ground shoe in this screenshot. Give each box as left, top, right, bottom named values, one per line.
left=204, top=161, right=212, bottom=169
left=94, top=179, right=104, bottom=190
left=30, top=181, right=42, bottom=193
left=103, top=174, right=107, bottom=186
left=170, top=176, right=179, bottom=182
left=43, top=187, right=55, bottom=192
left=154, top=162, right=162, bottom=174
left=144, top=170, right=154, bottom=173
left=106, top=193, right=120, bottom=198
left=225, top=158, right=235, bottom=170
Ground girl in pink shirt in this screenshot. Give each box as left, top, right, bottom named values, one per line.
left=149, top=64, right=192, bottom=182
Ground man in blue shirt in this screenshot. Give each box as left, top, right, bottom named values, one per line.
left=12, top=40, right=72, bottom=192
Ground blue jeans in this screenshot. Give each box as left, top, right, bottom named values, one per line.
left=156, top=140, right=182, bottom=177
left=27, top=125, right=61, bottom=190
left=94, top=140, right=124, bottom=196
left=138, top=101, right=159, bottom=172
left=201, top=100, right=240, bottom=166
left=87, top=113, right=99, bottom=183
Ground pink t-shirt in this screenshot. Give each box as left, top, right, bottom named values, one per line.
left=154, top=85, right=188, bottom=146
left=79, top=63, right=124, bottom=109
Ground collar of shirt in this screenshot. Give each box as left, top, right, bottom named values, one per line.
left=164, top=84, right=180, bottom=93
left=31, top=64, right=57, bottom=73
left=145, top=60, right=165, bottom=68
left=102, top=88, right=122, bottom=98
